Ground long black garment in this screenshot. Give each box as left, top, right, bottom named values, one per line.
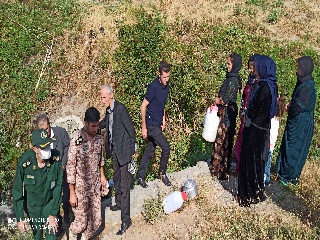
left=210, top=53, right=242, bottom=180
left=237, top=81, right=271, bottom=206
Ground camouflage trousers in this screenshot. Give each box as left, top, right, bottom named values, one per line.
left=70, top=193, right=101, bottom=239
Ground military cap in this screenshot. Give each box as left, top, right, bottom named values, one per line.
left=32, top=129, right=56, bottom=149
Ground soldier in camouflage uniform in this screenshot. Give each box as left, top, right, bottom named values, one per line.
left=12, top=129, right=63, bottom=240
left=66, top=107, right=108, bottom=240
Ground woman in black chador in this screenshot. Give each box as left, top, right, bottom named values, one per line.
left=210, top=52, right=242, bottom=180
left=237, top=55, right=278, bottom=206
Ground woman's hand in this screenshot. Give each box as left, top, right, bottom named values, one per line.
left=142, top=128, right=148, bottom=139
left=285, top=102, right=290, bottom=111
left=101, top=175, right=107, bottom=187
left=215, top=97, right=222, bottom=105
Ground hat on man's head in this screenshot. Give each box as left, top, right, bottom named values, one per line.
left=32, top=129, right=55, bottom=149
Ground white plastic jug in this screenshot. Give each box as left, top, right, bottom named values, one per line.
left=162, top=191, right=187, bottom=214
left=202, top=106, right=220, bottom=142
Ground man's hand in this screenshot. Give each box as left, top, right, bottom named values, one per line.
left=162, top=113, right=166, bottom=131
left=101, top=175, right=107, bottom=187
left=142, top=128, right=147, bottom=139
left=69, top=192, right=78, bottom=207
left=17, top=221, right=28, bottom=233
left=46, top=215, right=58, bottom=234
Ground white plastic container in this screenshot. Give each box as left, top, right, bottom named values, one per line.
left=202, top=106, right=220, bottom=142
left=162, top=191, right=187, bottom=214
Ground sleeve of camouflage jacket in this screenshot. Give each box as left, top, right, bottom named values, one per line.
left=66, top=132, right=78, bottom=185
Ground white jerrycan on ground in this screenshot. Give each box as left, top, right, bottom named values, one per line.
left=202, top=105, right=220, bottom=142
left=162, top=191, right=187, bottom=214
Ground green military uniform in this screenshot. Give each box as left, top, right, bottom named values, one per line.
left=12, top=129, right=63, bottom=240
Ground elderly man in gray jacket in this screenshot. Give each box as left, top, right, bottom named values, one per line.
left=99, top=84, right=136, bottom=235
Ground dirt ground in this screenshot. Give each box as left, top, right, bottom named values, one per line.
left=57, top=163, right=314, bottom=240
left=97, top=169, right=312, bottom=240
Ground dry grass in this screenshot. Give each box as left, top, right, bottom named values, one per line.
left=107, top=173, right=319, bottom=239
left=183, top=174, right=319, bottom=239
left=299, top=161, right=320, bottom=224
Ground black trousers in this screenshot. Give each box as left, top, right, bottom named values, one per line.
left=227, top=103, right=238, bottom=167
left=57, top=171, right=70, bottom=236
left=113, top=153, right=131, bottom=224
left=137, top=125, right=170, bottom=179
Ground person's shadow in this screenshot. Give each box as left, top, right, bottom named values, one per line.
left=218, top=165, right=320, bottom=228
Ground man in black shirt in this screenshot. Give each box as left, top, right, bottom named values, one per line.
left=136, top=61, right=171, bottom=188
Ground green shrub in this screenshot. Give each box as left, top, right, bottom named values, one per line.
left=0, top=0, right=80, bottom=198
left=0, top=224, right=33, bottom=240
left=142, top=193, right=166, bottom=224
left=245, top=0, right=263, bottom=6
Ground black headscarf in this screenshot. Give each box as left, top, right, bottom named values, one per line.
left=297, top=56, right=314, bottom=82
left=226, top=52, right=242, bottom=92
left=249, top=55, right=278, bottom=119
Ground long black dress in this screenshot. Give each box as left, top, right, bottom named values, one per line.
left=210, top=76, right=239, bottom=180
left=210, top=53, right=242, bottom=180
left=237, top=81, right=272, bottom=206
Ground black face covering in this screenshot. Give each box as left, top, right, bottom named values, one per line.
left=297, top=56, right=314, bottom=82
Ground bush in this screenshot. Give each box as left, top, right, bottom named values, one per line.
left=0, top=0, right=80, bottom=198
